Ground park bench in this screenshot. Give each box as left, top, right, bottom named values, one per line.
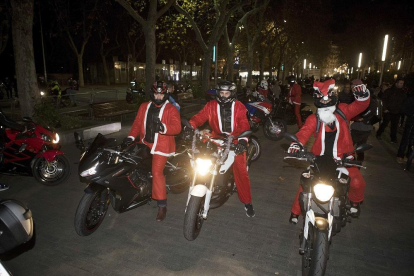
left=90, top=100, right=136, bottom=120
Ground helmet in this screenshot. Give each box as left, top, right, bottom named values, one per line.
left=150, top=81, right=168, bottom=105
left=313, top=79, right=338, bottom=108
left=215, top=81, right=236, bottom=105
left=259, top=80, right=268, bottom=90
left=286, top=75, right=296, bottom=85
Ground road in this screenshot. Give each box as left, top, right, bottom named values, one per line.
left=1, top=97, right=414, bottom=276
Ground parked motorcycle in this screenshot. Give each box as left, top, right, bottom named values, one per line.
left=182, top=119, right=255, bottom=241
left=283, top=133, right=372, bottom=276
left=244, top=90, right=288, bottom=141
left=1, top=117, right=70, bottom=186
left=73, top=132, right=191, bottom=236
left=126, top=79, right=146, bottom=104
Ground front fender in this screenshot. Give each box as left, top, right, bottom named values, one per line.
left=190, top=184, right=208, bottom=197
left=37, top=150, right=65, bottom=162
left=84, top=183, right=106, bottom=194
left=314, top=217, right=329, bottom=231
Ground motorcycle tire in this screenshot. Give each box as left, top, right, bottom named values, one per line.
left=263, top=118, right=287, bottom=141
left=249, top=136, right=261, bottom=162
left=74, top=190, right=109, bottom=236
left=302, top=224, right=329, bottom=276
left=183, top=195, right=205, bottom=241
left=32, top=155, right=71, bottom=186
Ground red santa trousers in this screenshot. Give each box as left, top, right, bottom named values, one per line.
left=234, top=152, right=252, bottom=204
left=152, top=154, right=168, bottom=201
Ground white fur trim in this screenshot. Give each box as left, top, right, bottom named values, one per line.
left=150, top=100, right=169, bottom=155
left=152, top=151, right=175, bottom=157
left=333, top=118, right=340, bottom=160
left=320, top=122, right=325, bottom=155
left=217, top=103, right=222, bottom=132
left=231, top=101, right=235, bottom=133
left=127, top=136, right=135, bottom=141
left=140, top=103, right=152, bottom=144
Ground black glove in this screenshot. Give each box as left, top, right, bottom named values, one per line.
left=122, top=137, right=134, bottom=149
left=155, top=118, right=165, bottom=133
left=234, top=139, right=248, bottom=155
left=352, top=84, right=369, bottom=100
left=182, top=126, right=194, bottom=141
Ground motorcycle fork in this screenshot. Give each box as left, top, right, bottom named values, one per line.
left=201, top=164, right=218, bottom=218
left=300, top=190, right=313, bottom=253
left=99, top=189, right=109, bottom=214
left=186, top=169, right=198, bottom=206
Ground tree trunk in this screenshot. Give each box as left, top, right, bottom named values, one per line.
left=77, top=54, right=84, bottom=86
left=102, top=54, right=110, bottom=86
left=144, top=24, right=156, bottom=96
left=259, top=50, right=265, bottom=81
left=202, top=49, right=213, bottom=94
left=246, top=43, right=254, bottom=88
left=11, top=0, right=38, bottom=117
left=226, top=45, right=234, bottom=81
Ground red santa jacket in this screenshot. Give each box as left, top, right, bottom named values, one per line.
left=288, top=83, right=302, bottom=105
left=128, top=100, right=181, bottom=157
left=189, top=100, right=250, bottom=143
left=296, top=96, right=370, bottom=160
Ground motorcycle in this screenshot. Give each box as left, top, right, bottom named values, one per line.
left=182, top=119, right=256, bottom=241
left=73, top=132, right=191, bottom=236
left=126, top=79, right=146, bottom=104
left=244, top=90, right=288, bottom=141
left=283, top=133, right=372, bottom=276
left=1, top=117, right=70, bottom=186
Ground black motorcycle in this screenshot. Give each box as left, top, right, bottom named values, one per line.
left=283, top=133, right=372, bottom=276
left=73, top=132, right=191, bottom=236
left=126, top=79, right=146, bottom=104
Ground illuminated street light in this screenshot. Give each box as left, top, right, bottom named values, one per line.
left=381, top=35, right=389, bottom=61
left=351, top=67, right=353, bottom=74
left=368, top=67, right=371, bottom=73
left=398, top=60, right=401, bottom=70
left=303, top=59, right=306, bottom=69
left=379, top=34, right=389, bottom=85
left=309, top=62, right=312, bottom=69
left=358, top=53, right=362, bottom=68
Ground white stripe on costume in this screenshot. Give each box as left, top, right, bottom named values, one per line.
left=333, top=117, right=340, bottom=160
left=140, top=102, right=152, bottom=144
left=150, top=100, right=170, bottom=156
left=320, top=122, right=325, bottom=155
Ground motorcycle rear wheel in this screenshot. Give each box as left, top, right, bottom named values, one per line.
left=302, top=224, right=329, bottom=276
left=74, top=190, right=109, bottom=236
left=263, top=118, right=287, bottom=141
left=32, top=155, right=70, bottom=186
left=183, top=195, right=205, bottom=241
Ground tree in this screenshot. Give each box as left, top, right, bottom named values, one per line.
left=174, top=0, right=245, bottom=92
left=10, top=0, right=39, bottom=117
left=52, top=0, right=100, bottom=87
left=0, top=5, right=10, bottom=56
left=116, top=0, right=175, bottom=95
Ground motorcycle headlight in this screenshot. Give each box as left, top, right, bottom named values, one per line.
left=52, top=133, right=60, bottom=144
left=195, top=158, right=212, bottom=176
left=313, top=183, right=334, bottom=202
left=80, top=162, right=99, bottom=177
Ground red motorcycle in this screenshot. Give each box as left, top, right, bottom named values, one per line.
left=1, top=117, right=70, bottom=185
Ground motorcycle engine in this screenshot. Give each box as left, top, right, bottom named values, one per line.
left=128, top=169, right=150, bottom=197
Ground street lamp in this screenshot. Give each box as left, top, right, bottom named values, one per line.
left=309, top=62, right=312, bottom=69
left=398, top=60, right=401, bottom=70
left=379, top=34, right=389, bottom=85
left=303, top=59, right=306, bottom=69
left=357, top=53, right=362, bottom=79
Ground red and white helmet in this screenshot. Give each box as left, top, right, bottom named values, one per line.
left=313, top=79, right=337, bottom=108
left=259, top=80, right=268, bottom=90
left=150, top=81, right=168, bottom=104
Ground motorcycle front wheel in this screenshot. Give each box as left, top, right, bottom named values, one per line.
left=74, top=189, right=109, bottom=236
left=32, top=155, right=70, bottom=186
left=183, top=195, right=205, bottom=241
left=302, top=223, right=329, bottom=276
left=263, top=118, right=287, bottom=141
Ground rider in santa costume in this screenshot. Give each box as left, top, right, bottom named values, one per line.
left=288, top=79, right=370, bottom=224
left=123, top=81, right=181, bottom=222
left=188, top=81, right=255, bottom=217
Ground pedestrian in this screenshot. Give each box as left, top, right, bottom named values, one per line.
left=270, top=79, right=281, bottom=100
left=67, top=78, right=79, bottom=107
left=338, top=80, right=354, bottom=104
left=3, top=77, right=13, bottom=99
left=121, top=81, right=181, bottom=222
left=376, top=78, right=407, bottom=143
left=187, top=81, right=255, bottom=217
left=286, top=75, right=302, bottom=128
left=167, top=82, right=180, bottom=111
left=397, top=93, right=414, bottom=163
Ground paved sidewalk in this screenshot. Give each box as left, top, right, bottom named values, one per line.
left=1, top=119, right=414, bottom=275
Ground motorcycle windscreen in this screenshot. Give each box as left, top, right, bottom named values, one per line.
left=79, top=134, right=116, bottom=169
left=315, top=155, right=338, bottom=181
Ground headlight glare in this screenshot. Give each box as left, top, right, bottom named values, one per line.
left=80, top=162, right=99, bottom=177
left=195, top=158, right=212, bottom=176
left=53, top=133, right=60, bottom=144
left=314, top=183, right=334, bottom=202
